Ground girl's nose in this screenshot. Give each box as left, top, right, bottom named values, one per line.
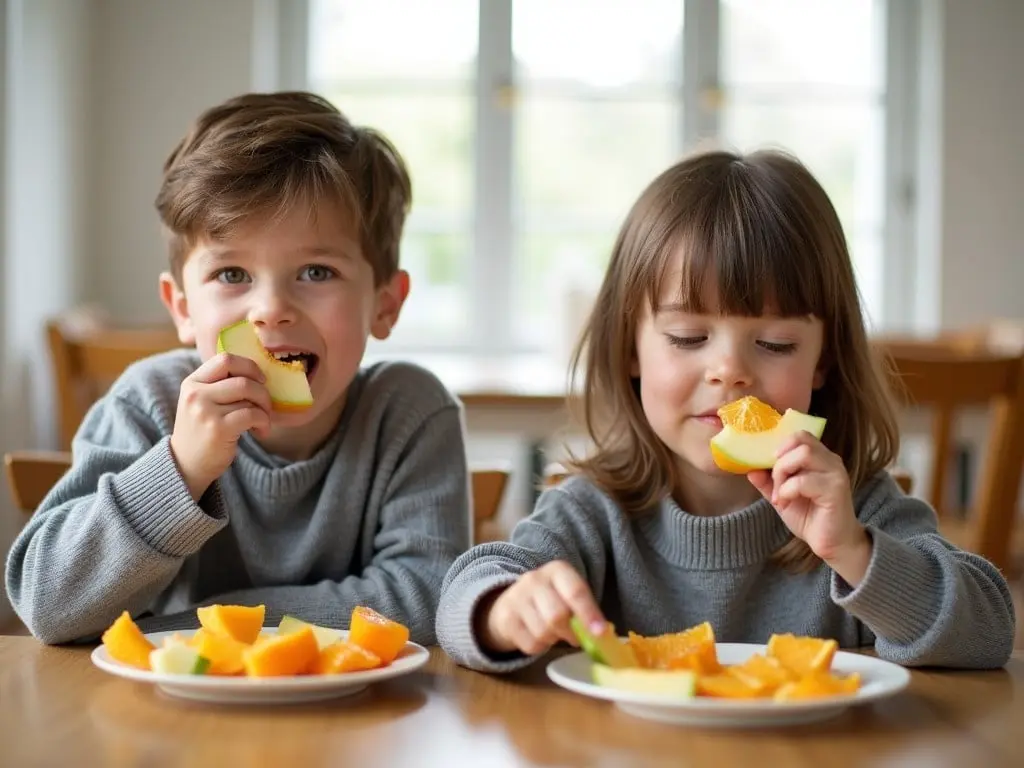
left=705, top=350, right=753, bottom=388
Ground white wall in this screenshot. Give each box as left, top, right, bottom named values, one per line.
left=90, top=0, right=259, bottom=323
left=1, top=0, right=93, bottom=624
left=935, top=0, right=1024, bottom=329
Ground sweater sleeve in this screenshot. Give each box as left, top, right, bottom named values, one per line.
left=4, top=395, right=227, bottom=645
left=141, top=405, right=472, bottom=646
left=831, top=475, right=1015, bottom=669
left=436, top=482, right=612, bottom=673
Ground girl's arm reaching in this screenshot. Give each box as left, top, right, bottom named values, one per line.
left=436, top=482, right=612, bottom=673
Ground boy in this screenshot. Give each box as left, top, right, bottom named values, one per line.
left=5, top=91, right=470, bottom=645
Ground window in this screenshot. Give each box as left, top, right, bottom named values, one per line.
left=306, top=0, right=893, bottom=353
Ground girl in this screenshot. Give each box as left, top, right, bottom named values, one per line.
left=436, top=149, right=1015, bottom=672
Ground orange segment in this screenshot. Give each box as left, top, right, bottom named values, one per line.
left=727, top=654, right=795, bottom=694
left=627, top=621, right=720, bottom=673
left=190, top=628, right=248, bottom=675
left=196, top=604, right=265, bottom=644
left=766, top=633, right=838, bottom=677
left=717, top=396, right=781, bottom=433
left=774, top=671, right=862, bottom=701
left=313, top=641, right=382, bottom=675
left=348, top=606, right=410, bottom=665
left=697, top=673, right=766, bottom=698
left=101, top=611, right=155, bottom=670
left=241, top=626, right=319, bottom=677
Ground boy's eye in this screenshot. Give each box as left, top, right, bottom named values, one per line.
left=666, top=334, right=706, bottom=349
left=299, top=265, right=337, bottom=282
left=214, top=267, right=250, bottom=284
left=758, top=340, right=797, bottom=354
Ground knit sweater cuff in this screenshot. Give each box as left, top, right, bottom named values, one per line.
left=439, top=573, right=541, bottom=673
left=830, top=526, right=940, bottom=644
left=113, top=437, right=227, bottom=558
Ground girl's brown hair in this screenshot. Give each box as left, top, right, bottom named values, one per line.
left=156, top=91, right=411, bottom=287
left=567, top=149, right=900, bottom=571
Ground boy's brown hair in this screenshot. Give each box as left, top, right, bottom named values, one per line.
left=567, top=148, right=900, bottom=572
left=156, top=91, right=412, bottom=286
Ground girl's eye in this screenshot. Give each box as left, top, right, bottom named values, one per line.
left=300, top=265, right=337, bottom=282
left=666, top=334, right=706, bottom=349
left=214, top=267, right=250, bottom=285
left=758, top=340, right=798, bottom=354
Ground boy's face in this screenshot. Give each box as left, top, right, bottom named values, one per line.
left=160, top=203, right=408, bottom=453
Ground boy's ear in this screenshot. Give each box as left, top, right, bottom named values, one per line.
left=159, top=272, right=197, bottom=346
left=370, top=270, right=410, bottom=341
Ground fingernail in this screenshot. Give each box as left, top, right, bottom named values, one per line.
left=589, top=620, right=605, bottom=634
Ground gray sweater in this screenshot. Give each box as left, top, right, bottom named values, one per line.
left=437, top=473, right=1015, bottom=671
left=6, top=349, right=471, bottom=645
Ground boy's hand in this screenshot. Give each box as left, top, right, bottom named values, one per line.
left=170, top=353, right=272, bottom=501
left=747, top=431, right=872, bottom=586
left=477, top=560, right=606, bottom=656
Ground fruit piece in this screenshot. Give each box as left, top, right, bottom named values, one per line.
left=149, top=644, right=211, bottom=675
left=278, top=615, right=343, bottom=651
left=216, top=320, right=313, bottom=412
left=348, top=606, right=410, bottom=665
left=242, top=626, right=319, bottom=677
left=774, top=671, right=862, bottom=701
left=190, top=628, right=248, bottom=675
left=570, top=617, right=638, bottom=668
left=766, top=633, right=838, bottom=677
left=592, top=665, right=697, bottom=697
left=726, top=653, right=795, bottom=694
left=196, top=604, right=265, bottom=644
left=710, top=400, right=827, bottom=473
left=718, top=396, right=782, bottom=432
left=101, top=611, right=156, bottom=670
left=626, top=621, right=719, bottom=673
left=313, top=641, right=382, bottom=675
left=697, top=673, right=766, bottom=699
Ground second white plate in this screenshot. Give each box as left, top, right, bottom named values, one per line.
left=546, top=642, right=910, bottom=728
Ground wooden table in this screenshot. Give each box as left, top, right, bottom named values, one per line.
left=1, top=637, right=1020, bottom=767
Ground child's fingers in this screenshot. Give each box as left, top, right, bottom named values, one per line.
left=205, top=376, right=273, bottom=413
left=548, top=564, right=605, bottom=633
left=222, top=404, right=271, bottom=438
left=531, top=586, right=579, bottom=646
left=747, top=469, right=774, bottom=500
left=190, top=353, right=266, bottom=385
left=509, top=609, right=557, bottom=656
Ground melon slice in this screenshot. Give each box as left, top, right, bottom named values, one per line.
left=570, top=617, right=638, bottom=668
left=592, top=665, right=697, bottom=697
left=710, top=407, right=826, bottom=473
left=216, top=320, right=313, bottom=412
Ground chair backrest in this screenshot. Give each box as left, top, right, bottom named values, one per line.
left=48, top=317, right=183, bottom=449
left=471, top=468, right=511, bottom=544
left=876, top=341, right=1024, bottom=571
left=4, top=450, right=73, bottom=515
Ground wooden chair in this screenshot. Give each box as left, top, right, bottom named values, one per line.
left=471, top=467, right=511, bottom=544
left=47, top=315, right=183, bottom=450
left=4, top=450, right=72, bottom=514
left=876, top=341, right=1024, bottom=572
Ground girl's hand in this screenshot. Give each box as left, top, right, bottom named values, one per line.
left=476, top=561, right=606, bottom=656
left=747, top=431, right=872, bottom=585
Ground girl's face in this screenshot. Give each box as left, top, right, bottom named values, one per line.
left=632, top=269, right=826, bottom=484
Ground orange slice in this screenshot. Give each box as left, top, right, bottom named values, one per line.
left=196, top=604, right=265, bottom=644
left=348, top=606, right=410, bottom=665
left=101, top=611, right=155, bottom=670
left=627, top=621, right=720, bottom=673
left=774, top=671, right=862, bottom=701
left=766, top=633, right=838, bottom=677
left=697, top=673, right=766, bottom=698
left=726, top=654, right=795, bottom=693
left=313, top=641, right=382, bottom=675
left=717, top=396, right=781, bottom=433
left=241, top=626, right=319, bottom=677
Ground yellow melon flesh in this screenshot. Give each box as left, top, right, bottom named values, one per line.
left=196, top=604, right=266, bottom=644
left=710, top=409, right=826, bottom=473
left=216, top=320, right=313, bottom=412
left=101, top=611, right=155, bottom=670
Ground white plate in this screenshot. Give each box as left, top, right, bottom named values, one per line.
left=92, top=627, right=430, bottom=705
left=547, top=642, right=911, bottom=728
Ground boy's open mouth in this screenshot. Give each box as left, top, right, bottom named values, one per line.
left=271, top=351, right=319, bottom=377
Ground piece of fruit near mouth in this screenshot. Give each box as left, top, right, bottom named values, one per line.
left=710, top=396, right=826, bottom=473
left=216, top=320, right=313, bottom=412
